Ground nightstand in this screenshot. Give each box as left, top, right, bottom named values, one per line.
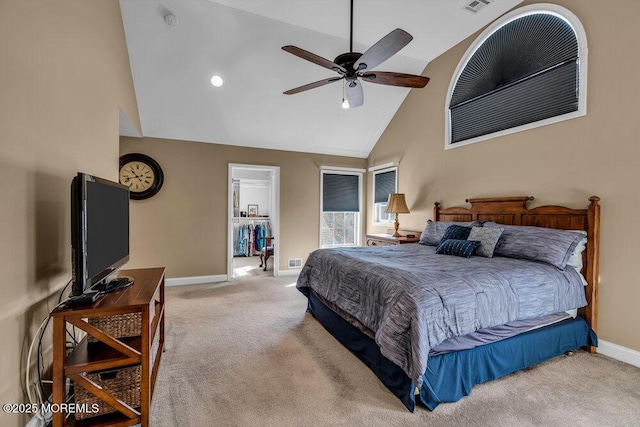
left=365, top=230, right=421, bottom=246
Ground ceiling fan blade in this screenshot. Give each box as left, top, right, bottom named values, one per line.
left=345, top=79, right=364, bottom=108
left=282, top=46, right=347, bottom=75
left=361, top=71, right=430, bottom=88
left=283, top=77, right=343, bottom=95
left=353, top=29, right=413, bottom=72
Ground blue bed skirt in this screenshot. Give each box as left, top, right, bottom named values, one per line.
left=306, top=291, right=597, bottom=412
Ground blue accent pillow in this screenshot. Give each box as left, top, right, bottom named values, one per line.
left=419, top=220, right=481, bottom=246
left=436, top=239, right=481, bottom=258
left=440, top=225, right=472, bottom=243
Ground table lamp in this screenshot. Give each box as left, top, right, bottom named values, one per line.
left=385, top=193, right=410, bottom=237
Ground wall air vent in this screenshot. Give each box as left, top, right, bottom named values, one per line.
left=464, top=0, right=491, bottom=14
left=288, top=258, right=303, bottom=268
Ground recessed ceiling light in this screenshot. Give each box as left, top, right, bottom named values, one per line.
left=210, top=75, right=224, bottom=87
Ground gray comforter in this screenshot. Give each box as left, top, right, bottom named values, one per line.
left=296, top=244, right=587, bottom=387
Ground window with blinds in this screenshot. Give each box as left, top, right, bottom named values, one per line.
left=321, top=170, right=362, bottom=248
left=446, top=5, right=587, bottom=148
left=373, top=167, right=397, bottom=224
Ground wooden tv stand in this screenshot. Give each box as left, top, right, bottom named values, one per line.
left=51, top=267, right=165, bottom=426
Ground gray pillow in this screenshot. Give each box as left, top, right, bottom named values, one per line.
left=419, top=220, right=481, bottom=246
left=467, top=226, right=504, bottom=258
left=483, top=222, right=587, bottom=270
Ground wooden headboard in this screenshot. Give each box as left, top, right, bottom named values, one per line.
left=434, top=196, right=600, bottom=340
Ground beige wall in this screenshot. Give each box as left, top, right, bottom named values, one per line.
left=120, top=137, right=366, bottom=277
left=0, top=1, right=140, bottom=425
left=366, top=0, right=640, bottom=352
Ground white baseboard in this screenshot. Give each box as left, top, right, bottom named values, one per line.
left=278, top=269, right=301, bottom=277
left=165, top=274, right=227, bottom=287
left=597, top=340, right=640, bottom=368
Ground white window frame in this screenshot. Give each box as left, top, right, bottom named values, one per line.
left=371, top=165, right=398, bottom=225
left=319, top=167, right=364, bottom=248
left=444, top=4, right=588, bottom=149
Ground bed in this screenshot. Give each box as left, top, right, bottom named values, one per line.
left=297, top=196, right=600, bottom=411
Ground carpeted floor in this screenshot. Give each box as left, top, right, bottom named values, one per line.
left=150, top=268, right=640, bottom=426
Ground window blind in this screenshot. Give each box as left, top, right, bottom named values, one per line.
left=322, top=173, right=359, bottom=212
left=450, top=12, right=579, bottom=144
left=374, top=170, right=397, bottom=204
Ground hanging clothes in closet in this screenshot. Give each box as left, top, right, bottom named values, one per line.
left=254, top=223, right=271, bottom=252
left=233, top=220, right=271, bottom=256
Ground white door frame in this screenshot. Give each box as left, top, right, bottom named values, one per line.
left=227, top=163, right=280, bottom=280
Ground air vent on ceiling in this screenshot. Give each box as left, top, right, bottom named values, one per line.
left=464, top=0, right=492, bottom=14
left=288, top=258, right=302, bottom=269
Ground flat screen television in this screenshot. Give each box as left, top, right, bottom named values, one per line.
left=71, top=172, right=130, bottom=298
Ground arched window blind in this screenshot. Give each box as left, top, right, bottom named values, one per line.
left=447, top=6, right=587, bottom=147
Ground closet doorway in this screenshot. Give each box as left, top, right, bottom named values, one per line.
left=227, top=164, right=280, bottom=280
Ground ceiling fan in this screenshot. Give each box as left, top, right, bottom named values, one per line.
left=281, top=0, right=429, bottom=108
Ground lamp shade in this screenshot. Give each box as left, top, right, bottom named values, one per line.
left=385, top=193, right=410, bottom=214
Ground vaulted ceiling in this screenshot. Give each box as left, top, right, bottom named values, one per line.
left=120, top=0, right=522, bottom=158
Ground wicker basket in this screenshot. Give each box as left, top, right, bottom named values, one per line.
left=87, top=312, right=142, bottom=343
left=74, top=365, right=141, bottom=420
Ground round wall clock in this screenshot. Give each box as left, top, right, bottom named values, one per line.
left=119, top=153, right=164, bottom=200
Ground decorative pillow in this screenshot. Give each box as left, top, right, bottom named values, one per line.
left=483, top=222, right=587, bottom=270
left=435, top=239, right=481, bottom=258
left=467, top=226, right=504, bottom=258
left=419, top=220, right=480, bottom=246
left=440, top=225, right=472, bottom=243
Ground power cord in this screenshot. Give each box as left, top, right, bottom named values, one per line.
left=36, top=315, right=53, bottom=404
left=58, top=279, right=79, bottom=346
left=25, top=279, right=73, bottom=408
left=57, top=280, right=73, bottom=304
left=26, top=316, right=50, bottom=406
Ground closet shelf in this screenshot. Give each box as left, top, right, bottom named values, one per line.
left=232, top=217, right=270, bottom=220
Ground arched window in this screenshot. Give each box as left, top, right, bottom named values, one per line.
left=445, top=4, right=587, bottom=148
